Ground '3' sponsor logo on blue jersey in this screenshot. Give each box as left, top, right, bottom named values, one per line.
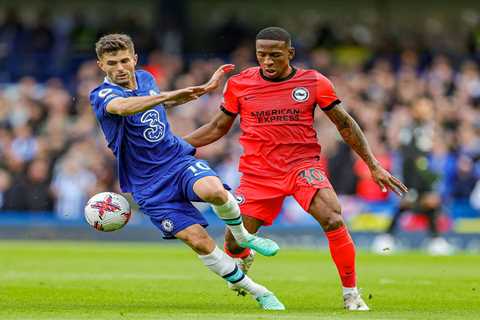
left=141, top=109, right=165, bottom=142
left=140, top=89, right=166, bottom=142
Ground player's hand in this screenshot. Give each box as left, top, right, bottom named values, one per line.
left=163, top=64, right=234, bottom=106
left=370, top=165, right=408, bottom=197
left=163, top=87, right=203, bottom=105
left=199, top=64, right=235, bottom=93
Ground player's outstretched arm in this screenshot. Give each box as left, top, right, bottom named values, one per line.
left=163, top=64, right=235, bottom=108
left=183, top=110, right=236, bottom=147
left=324, top=104, right=408, bottom=196
left=201, top=64, right=235, bottom=92
left=106, top=87, right=204, bottom=116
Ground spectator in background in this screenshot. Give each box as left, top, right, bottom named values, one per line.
left=372, top=98, right=454, bottom=255
left=22, top=158, right=54, bottom=212
left=0, top=159, right=53, bottom=212
left=0, top=169, right=12, bottom=209
left=0, top=127, right=12, bottom=156
left=10, top=124, right=38, bottom=162
left=51, top=154, right=96, bottom=220
left=471, top=180, right=480, bottom=211
left=28, top=13, right=55, bottom=54
left=327, top=143, right=357, bottom=195
left=69, top=12, right=98, bottom=54
left=451, top=155, right=478, bottom=202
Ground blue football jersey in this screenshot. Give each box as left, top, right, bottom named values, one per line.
left=89, top=70, right=196, bottom=193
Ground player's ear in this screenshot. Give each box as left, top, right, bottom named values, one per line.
left=288, top=47, right=295, bottom=60
left=97, top=59, right=105, bottom=72
left=133, top=53, right=138, bottom=66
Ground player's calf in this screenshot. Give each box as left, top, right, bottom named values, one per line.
left=175, top=224, right=216, bottom=255
left=197, top=245, right=285, bottom=310
left=309, top=189, right=362, bottom=306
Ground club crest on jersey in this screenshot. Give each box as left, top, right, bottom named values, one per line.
left=292, top=87, right=309, bottom=102
left=235, top=194, right=245, bottom=205
left=161, top=219, right=174, bottom=232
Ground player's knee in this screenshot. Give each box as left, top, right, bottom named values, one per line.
left=202, top=185, right=228, bottom=205
left=320, top=207, right=344, bottom=231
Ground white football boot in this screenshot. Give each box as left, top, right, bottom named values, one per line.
left=228, top=250, right=256, bottom=296
left=344, top=292, right=370, bottom=311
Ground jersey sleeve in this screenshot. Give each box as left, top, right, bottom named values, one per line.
left=220, top=79, right=239, bottom=115
left=315, top=73, right=341, bottom=110
left=89, top=86, right=124, bottom=117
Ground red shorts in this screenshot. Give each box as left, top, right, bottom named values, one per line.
left=235, top=162, right=333, bottom=226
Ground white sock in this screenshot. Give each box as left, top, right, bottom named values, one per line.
left=343, top=287, right=358, bottom=296
left=198, top=246, right=268, bottom=298
left=233, top=275, right=269, bottom=298
left=212, top=192, right=251, bottom=243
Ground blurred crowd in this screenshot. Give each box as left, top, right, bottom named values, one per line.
left=0, top=47, right=479, bottom=221
left=0, top=6, right=479, bottom=221
left=0, top=7, right=159, bottom=82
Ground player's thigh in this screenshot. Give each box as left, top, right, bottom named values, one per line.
left=292, top=165, right=343, bottom=230
left=306, top=188, right=344, bottom=231
left=175, top=224, right=216, bottom=255
left=237, top=194, right=285, bottom=227
left=292, top=165, right=332, bottom=210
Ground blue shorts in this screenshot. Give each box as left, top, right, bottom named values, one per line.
left=132, top=156, right=224, bottom=239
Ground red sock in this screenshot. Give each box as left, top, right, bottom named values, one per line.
left=223, top=243, right=251, bottom=259
left=325, top=225, right=356, bottom=288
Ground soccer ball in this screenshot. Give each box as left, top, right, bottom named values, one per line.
left=84, top=192, right=131, bottom=232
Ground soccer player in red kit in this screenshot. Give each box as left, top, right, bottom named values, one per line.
left=184, top=27, right=408, bottom=311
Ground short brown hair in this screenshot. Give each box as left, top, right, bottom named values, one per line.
left=95, top=34, right=135, bottom=58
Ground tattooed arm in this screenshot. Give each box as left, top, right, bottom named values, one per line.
left=323, top=104, right=408, bottom=196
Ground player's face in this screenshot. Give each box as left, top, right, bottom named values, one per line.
left=97, top=50, right=138, bottom=88
left=256, top=39, right=294, bottom=79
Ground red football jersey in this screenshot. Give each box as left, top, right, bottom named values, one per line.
left=222, top=66, right=340, bottom=177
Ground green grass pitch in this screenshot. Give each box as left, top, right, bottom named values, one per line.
left=0, top=240, right=478, bottom=320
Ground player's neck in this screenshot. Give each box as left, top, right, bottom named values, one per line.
left=260, top=66, right=296, bottom=82
left=279, top=65, right=293, bottom=79
left=126, top=79, right=137, bottom=90
left=106, top=75, right=137, bottom=90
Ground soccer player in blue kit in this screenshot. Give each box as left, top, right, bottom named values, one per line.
left=89, top=34, right=285, bottom=310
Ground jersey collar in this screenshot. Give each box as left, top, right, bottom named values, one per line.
left=259, top=66, right=297, bottom=82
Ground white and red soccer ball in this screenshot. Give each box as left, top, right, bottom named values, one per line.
left=84, top=192, right=131, bottom=232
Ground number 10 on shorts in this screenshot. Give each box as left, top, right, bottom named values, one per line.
left=188, top=162, right=211, bottom=175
